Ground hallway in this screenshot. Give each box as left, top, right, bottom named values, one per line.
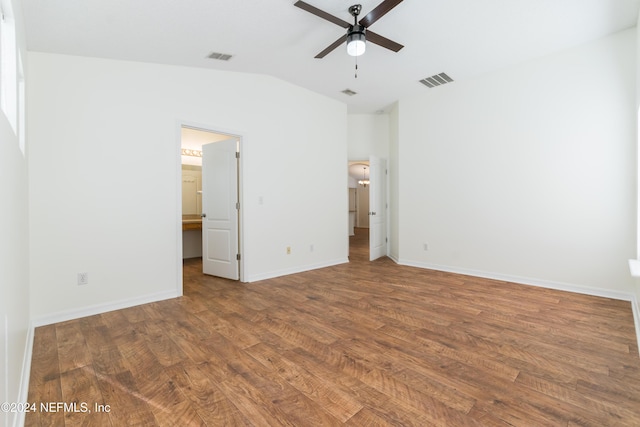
left=348, top=227, right=370, bottom=262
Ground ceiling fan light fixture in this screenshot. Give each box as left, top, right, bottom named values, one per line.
left=347, top=25, right=366, bottom=57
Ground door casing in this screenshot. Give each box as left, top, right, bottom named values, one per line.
left=177, top=122, right=245, bottom=294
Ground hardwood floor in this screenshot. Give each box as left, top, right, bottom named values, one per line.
left=26, top=228, right=640, bottom=426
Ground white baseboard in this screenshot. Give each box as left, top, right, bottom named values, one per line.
left=631, top=294, right=640, bottom=356
left=16, top=258, right=640, bottom=427
left=398, top=258, right=640, bottom=356
left=246, top=258, right=349, bottom=283
left=17, top=290, right=179, bottom=427
left=31, top=289, right=181, bottom=327
left=13, top=323, right=34, bottom=427
left=398, top=258, right=634, bottom=302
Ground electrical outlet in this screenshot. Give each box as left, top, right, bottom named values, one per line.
left=77, top=272, right=89, bottom=286
left=286, top=246, right=291, bottom=255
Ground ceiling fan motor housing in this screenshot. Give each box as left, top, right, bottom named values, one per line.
left=348, top=24, right=366, bottom=36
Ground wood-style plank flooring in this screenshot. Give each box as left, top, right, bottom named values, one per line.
left=26, top=228, right=640, bottom=426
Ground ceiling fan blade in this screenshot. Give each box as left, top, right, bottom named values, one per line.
left=315, top=36, right=346, bottom=59
left=294, top=1, right=351, bottom=28
left=366, top=30, right=404, bottom=52
left=359, top=0, right=403, bottom=28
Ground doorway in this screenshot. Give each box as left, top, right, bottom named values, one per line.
left=180, top=125, right=243, bottom=281
left=348, top=161, right=370, bottom=258
left=348, top=158, right=388, bottom=262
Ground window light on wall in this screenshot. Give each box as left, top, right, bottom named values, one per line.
left=17, top=51, right=24, bottom=155
left=0, top=0, right=18, bottom=134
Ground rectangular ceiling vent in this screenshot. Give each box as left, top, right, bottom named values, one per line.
left=341, top=89, right=357, bottom=96
left=419, top=72, right=454, bottom=88
left=208, top=52, right=233, bottom=61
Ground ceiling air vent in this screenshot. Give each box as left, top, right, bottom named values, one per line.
left=208, top=52, right=233, bottom=61
left=341, top=89, right=357, bottom=96
left=419, top=72, right=453, bottom=88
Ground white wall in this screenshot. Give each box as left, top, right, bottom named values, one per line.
left=0, top=104, right=29, bottom=427
left=638, top=8, right=640, bottom=114
left=634, top=11, right=640, bottom=320
left=398, top=28, right=637, bottom=296
left=347, top=113, right=389, bottom=160
left=28, top=53, right=348, bottom=321
left=389, top=102, right=400, bottom=261
left=0, top=0, right=30, bottom=425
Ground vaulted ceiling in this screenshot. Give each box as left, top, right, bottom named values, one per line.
left=22, top=0, right=640, bottom=113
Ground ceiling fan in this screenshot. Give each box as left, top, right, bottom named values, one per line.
left=294, top=0, right=404, bottom=59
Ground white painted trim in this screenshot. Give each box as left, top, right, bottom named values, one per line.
left=396, top=258, right=640, bottom=356
left=397, top=258, right=634, bottom=302
left=631, top=294, right=640, bottom=355
left=175, top=122, right=184, bottom=298
left=176, top=120, right=248, bottom=283
left=246, top=258, right=349, bottom=283
left=31, top=290, right=179, bottom=327
left=627, top=261, right=640, bottom=354
left=13, top=322, right=34, bottom=427
left=629, top=259, right=640, bottom=277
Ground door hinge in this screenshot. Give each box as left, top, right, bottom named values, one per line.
left=235, top=152, right=240, bottom=159
left=236, top=202, right=240, bottom=210
left=385, top=237, right=388, bottom=243
left=236, top=254, right=241, bottom=261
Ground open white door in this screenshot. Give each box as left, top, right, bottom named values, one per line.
left=201, top=138, right=239, bottom=280
left=369, top=155, right=387, bottom=261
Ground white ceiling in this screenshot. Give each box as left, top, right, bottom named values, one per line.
left=22, top=0, right=640, bottom=113
left=349, top=161, right=370, bottom=181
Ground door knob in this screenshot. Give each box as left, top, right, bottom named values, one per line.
left=201, top=213, right=207, bottom=218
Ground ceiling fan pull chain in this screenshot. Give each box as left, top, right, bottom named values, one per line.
left=355, top=56, right=358, bottom=78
